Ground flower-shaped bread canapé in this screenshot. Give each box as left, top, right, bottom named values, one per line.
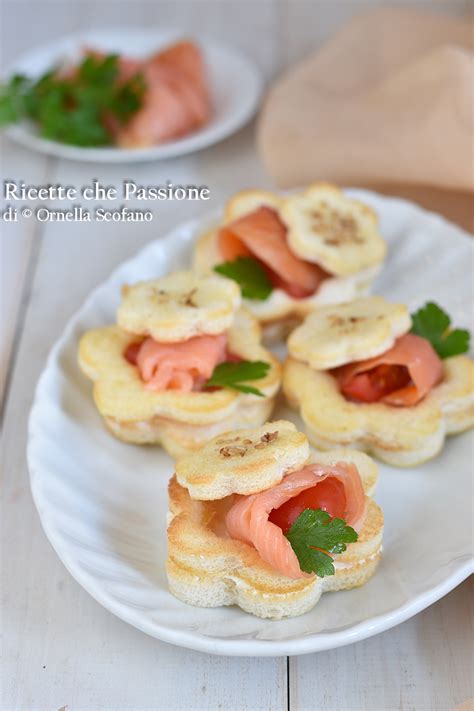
left=193, top=183, right=386, bottom=336
left=167, top=420, right=383, bottom=619
left=78, top=271, right=281, bottom=457
left=283, top=298, right=474, bottom=467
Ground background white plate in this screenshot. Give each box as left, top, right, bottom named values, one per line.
left=3, top=29, right=263, bottom=162
left=28, top=190, right=473, bottom=656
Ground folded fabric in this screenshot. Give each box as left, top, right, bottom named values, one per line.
left=257, top=8, right=474, bottom=203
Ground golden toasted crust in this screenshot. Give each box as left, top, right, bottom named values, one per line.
left=103, top=396, right=277, bottom=458
left=167, top=457, right=383, bottom=619
left=280, top=182, right=386, bottom=276
left=193, top=229, right=380, bottom=325
left=117, top=271, right=241, bottom=342
left=430, top=356, right=474, bottom=434
left=175, top=420, right=310, bottom=500
left=78, top=308, right=281, bottom=454
left=224, top=189, right=283, bottom=222
left=283, top=355, right=474, bottom=467
left=287, top=297, right=411, bottom=370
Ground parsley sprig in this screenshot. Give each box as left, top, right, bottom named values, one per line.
left=205, top=360, right=270, bottom=396
left=285, top=508, right=358, bottom=577
left=0, top=54, right=145, bottom=146
left=410, top=302, right=470, bottom=359
left=214, top=257, right=273, bottom=300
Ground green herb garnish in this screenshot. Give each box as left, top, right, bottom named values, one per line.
left=285, top=508, right=358, bottom=577
left=0, top=54, right=145, bottom=146
left=410, top=302, right=470, bottom=359
left=205, top=360, right=270, bottom=396
left=214, top=257, right=273, bottom=300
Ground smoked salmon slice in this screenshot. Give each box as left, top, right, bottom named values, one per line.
left=79, top=42, right=211, bottom=147
left=335, top=333, right=443, bottom=406
left=116, top=64, right=196, bottom=147
left=150, top=40, right=211, bottom=124
left=218, top=207, right=328, bottom=298
left=226, top=462, right=366, bottom=579
left=115, top=40, right=211, bottom=148
left=131, top=333, right=227, bottom=392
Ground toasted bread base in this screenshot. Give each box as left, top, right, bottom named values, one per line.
left=167, top=461, right=383, bottom=619
left=78, top=308, right=281, bottom=455
left=104, top=396, right=276, bottom=458
left=283, top=355, right=474, bottom=467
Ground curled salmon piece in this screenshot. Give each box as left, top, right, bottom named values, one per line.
left=116, top=40, right=211, bottom=148
left=226, top=462, right=366, bottom=579
left=116, top=64, right=195, bottom=146
left=77, top=43, right=211, bottom=146
left=336, top=333, right=443, bottom=406
left=218, top=207, right=328, bottom=298
left=132, top=333, right=227, bottom=392
left=150, top=40, right=211, bottom=125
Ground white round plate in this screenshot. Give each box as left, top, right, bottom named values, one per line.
left=28, top=190, right=473, bottom=656
left=3, top=29, right=262, bottom=162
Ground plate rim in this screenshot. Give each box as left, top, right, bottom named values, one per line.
left=27, top=189, right=474, bottom=656
left=3, top=27, right=263, bottom=163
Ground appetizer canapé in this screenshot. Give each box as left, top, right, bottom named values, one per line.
left=78, top=271, right=281, bottom=457
left=283, top=298, right=473, bottom=466
left=167, top=420, right=383, bottom=619
left=194, top=183, right=386, bottom=336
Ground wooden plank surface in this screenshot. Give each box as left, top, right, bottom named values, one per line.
left=1, top=1, right=473, bottom=710
left=0, top=138, right=53, bottom=402
left=290, top=577, right=473, bottom=711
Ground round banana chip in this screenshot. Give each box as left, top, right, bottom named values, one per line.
left=287, top=296, right=411, bottom=370
left=117, top=270, right=241, bottom=342
left=175, top=420, right=310, bottom=500
left=281, top=183, right=386, bottom=276
left=224, top=188, right=283, bottom=223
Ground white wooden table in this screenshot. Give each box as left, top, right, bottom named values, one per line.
left=1, top=2, right=473, bottom=709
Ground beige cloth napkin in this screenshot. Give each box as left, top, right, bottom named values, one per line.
left=257, top=8, right=474, bottom=231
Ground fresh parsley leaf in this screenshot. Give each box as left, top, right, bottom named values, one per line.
left=214, top=257, right=273, bottom=300
left=410, top=302, right=470, bottom=359
left=79, top=53, right=119, bottom=86
left=0, top=54, right=145, bottom=146
left=285, top=508, right=358, bottom=577
left=0, top=74, right=33, bottom=124
left=205, top=360, right=270, bottom=396
left=113, top=72, right=146, bottom=124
